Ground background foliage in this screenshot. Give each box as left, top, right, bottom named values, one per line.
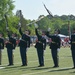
left=0, top=0, right=75, bottom=37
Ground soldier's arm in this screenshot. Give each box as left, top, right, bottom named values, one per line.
left=7, top=31, right=11, bottom=38
left=58, top=36, right=61, bottom=48
left=27, top=37, right=31, bottom=48
left=46, top=31, right=52, bottom=38
left=43, top=39, right=47, bottom=50
left=35, top=28, right=41, bottom=37
left=13, top=39, right=16, bottom=49
left=19, top=27, right=23, bottom=35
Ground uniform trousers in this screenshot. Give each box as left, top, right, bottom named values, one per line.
left=71, top=49, right=75, bottom=67
left=20, top=47, right=27, bottom=65
left=7, top=49, right=13, bottom=65
left=0, top=49, right=1, bottom=65
left=37, top=48, right=44, bottom=66
left=51, top=49, right=59, bottom=66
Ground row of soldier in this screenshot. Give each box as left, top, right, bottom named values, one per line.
left=0, top=24, right=75, bottom=69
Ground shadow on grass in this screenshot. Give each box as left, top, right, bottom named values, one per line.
left=31, top=67, right=53, bottom=70
left=19, top=66, right=38, bottom=70
left=1, top=65, right=73, bottom=73
left=31, top=67, right=73, bottom=72
left=1, top=65, right=39, bottom=71
left=49, top=67, right=72, bottom=72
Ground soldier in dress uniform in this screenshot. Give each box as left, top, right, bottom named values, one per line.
left=46, top=29, right=61, bottom=68
left=70, top=28, right=75, bottom=69
left=6, top=31, right=16, bottom=66
left=18, top=26, right=31, bottom=66
left=0, top=32, right=4, bottom=65
left=34, top=23, right=46, bottom=67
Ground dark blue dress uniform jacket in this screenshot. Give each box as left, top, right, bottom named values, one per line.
left=19, top=28, right=30, bottom=48
left=6, top=33, right=16, bottom=49
left=71, top=34, right=75, bottom=50
left=46, top=32, right=61, bottom=49
left=35, top=29, right=46, bottom=50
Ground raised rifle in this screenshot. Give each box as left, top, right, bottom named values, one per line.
left=43, top=3, right=53, bottom=18
left=4, top=14, right=14, bottom=64
left=26, top=16, right=44, bottom=26
left=4, top=14, right=9, bottom=30
left=16, top=10, right=23, bottom=28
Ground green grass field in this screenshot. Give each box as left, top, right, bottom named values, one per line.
left=0, top=46, right=75, bottom=75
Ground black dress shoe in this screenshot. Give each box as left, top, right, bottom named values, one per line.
left=53, top=65, right=59, bottom=68
left=38, top=65, right=44, bottom=67
left=7, top=64, right=13, bottom=66
left=21, top=64, right=27, bottom=66
left=72, top=67, right=75, bottom=69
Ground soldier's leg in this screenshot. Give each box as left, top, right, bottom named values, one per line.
left=51, top=49, right=58, bottom=67
left=25, top=52, right=27, bottom=65
left=23, top=48, right=27, bottom=65
left=7, top=49, right=10, bottom=65
left=0, top=50, right=1, bottom=65
left=11, top=50, right=13, bottom=65
left=20, top=47, right=24, bottom=65
left=26, top=48, right=28, bottom=65
left=37, top=49, right=41, bottom=65
left=7, top=49, right=12, bottom=65
left=12, top=50, right=14, bottom=64
left=71, top=50, right=75, bottom=67
left=40, top=49, right=44, bottom=66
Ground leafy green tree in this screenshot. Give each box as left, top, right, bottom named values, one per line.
left=0, top=0, right=15, bottom=20
left=0, top=0, right=15, bottom=36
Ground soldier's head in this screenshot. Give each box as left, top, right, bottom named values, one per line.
left=54, top=29, right=60, bottom=34
left=12, top=33, right=16, bottom=37
left=25, top=30, right=31, bottom=35
left=42, top=31, right=46, bottom=36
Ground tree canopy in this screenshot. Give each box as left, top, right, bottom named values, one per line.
left=0, top=0, right=75, bottom=37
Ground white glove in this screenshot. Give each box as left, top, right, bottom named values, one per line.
left=48, top=28, right=51, bottom=31
left=26, top=48, right=29, bottom=52
left=34, top=23, right=38, bottom=28
left=18, top=22, right=21, bottom=27
left=57, top=48, right=60, bottom=51
left=6, top=27, right=9, bottom=30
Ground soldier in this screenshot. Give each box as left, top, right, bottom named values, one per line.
left=18, top=26, right=31, bottom=66
left=0, top=32, right=4, bottom=65
left=70, top=28, right=75, bottom=69
left=6, top=31, right=16, bottom=66
left=46, top=29, right=61, bottom=68
left=34, top=23, right=46, bottom=67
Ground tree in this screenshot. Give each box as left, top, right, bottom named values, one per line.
left=0, top=0, right=15, bottom=36
left=0, top=0, right=15, bottom=20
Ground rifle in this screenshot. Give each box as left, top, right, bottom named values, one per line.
left=4, top=14, right=14, bottom=64
left=43, top=3, right=53, bottom=18
left=4, top=14, right=9, bottom=30
left=17, top=10, right=22, bottom=28
left=0, top=14, right=8, bottom=65
left=26, top=16, right=44, bottom=26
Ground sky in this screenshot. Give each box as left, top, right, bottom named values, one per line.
left=13, top=0, right=75, bottom=20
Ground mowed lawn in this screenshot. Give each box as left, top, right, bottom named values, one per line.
left=0, top=46, right=75, bottom=75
